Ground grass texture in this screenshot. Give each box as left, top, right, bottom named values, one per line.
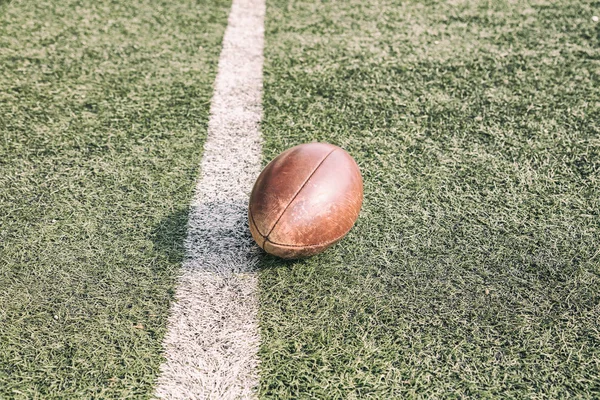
left=258, top=0, right=600, bottom=398
left=0, top=0, right=230, bottom=397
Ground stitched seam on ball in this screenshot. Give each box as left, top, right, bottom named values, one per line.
left=248, top=209, right=269, bottom=249
left=265, top=231, right=347, bottom=248
left=248, top=208, right=267, bottom=238
left=264, top=147, right=337, bottom=241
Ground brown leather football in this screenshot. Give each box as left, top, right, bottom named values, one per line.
left=248, top=142, right=363, bottom=259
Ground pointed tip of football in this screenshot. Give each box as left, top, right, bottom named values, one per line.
left=248, top=142, right=363, bottom=259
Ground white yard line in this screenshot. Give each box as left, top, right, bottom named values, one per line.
left=154, top=0, right=265, bottom=398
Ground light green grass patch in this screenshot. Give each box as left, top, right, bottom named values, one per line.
left=0, top=0, right=230, bottom=397
left=259, top=0, right=600, bottom=398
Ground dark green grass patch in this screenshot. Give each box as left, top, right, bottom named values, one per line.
left=0, top=0, right=10, bottom=17
left=0, top=0, right=230, bottom=397
left=259, top=0, right=600, bottom=398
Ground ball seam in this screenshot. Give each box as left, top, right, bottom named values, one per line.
left=248, top=207, right=266, bottom=238
left=264, top=231, right=348, bottom=248
left=264, top=147, right=338, bottom=241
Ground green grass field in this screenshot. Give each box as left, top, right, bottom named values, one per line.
left=0, top=0, right=229, bottom=397
left=258, top=0, right=600, bottom=398
left=1, top=0, right=599, bottom=398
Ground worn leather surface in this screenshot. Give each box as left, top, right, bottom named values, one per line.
left=248, top=142, right=363, bottom=259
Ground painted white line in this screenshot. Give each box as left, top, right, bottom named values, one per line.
left=155, top=0, right=265, bottom=398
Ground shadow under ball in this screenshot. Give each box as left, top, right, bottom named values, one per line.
left=248, top=142, right=363, bottom=259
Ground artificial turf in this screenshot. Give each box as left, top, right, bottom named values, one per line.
left=2, top=0, right=599, bottom=397
left=258, top=0, right=600, bottom=398
left=0, top=0, right=230, bottom=397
